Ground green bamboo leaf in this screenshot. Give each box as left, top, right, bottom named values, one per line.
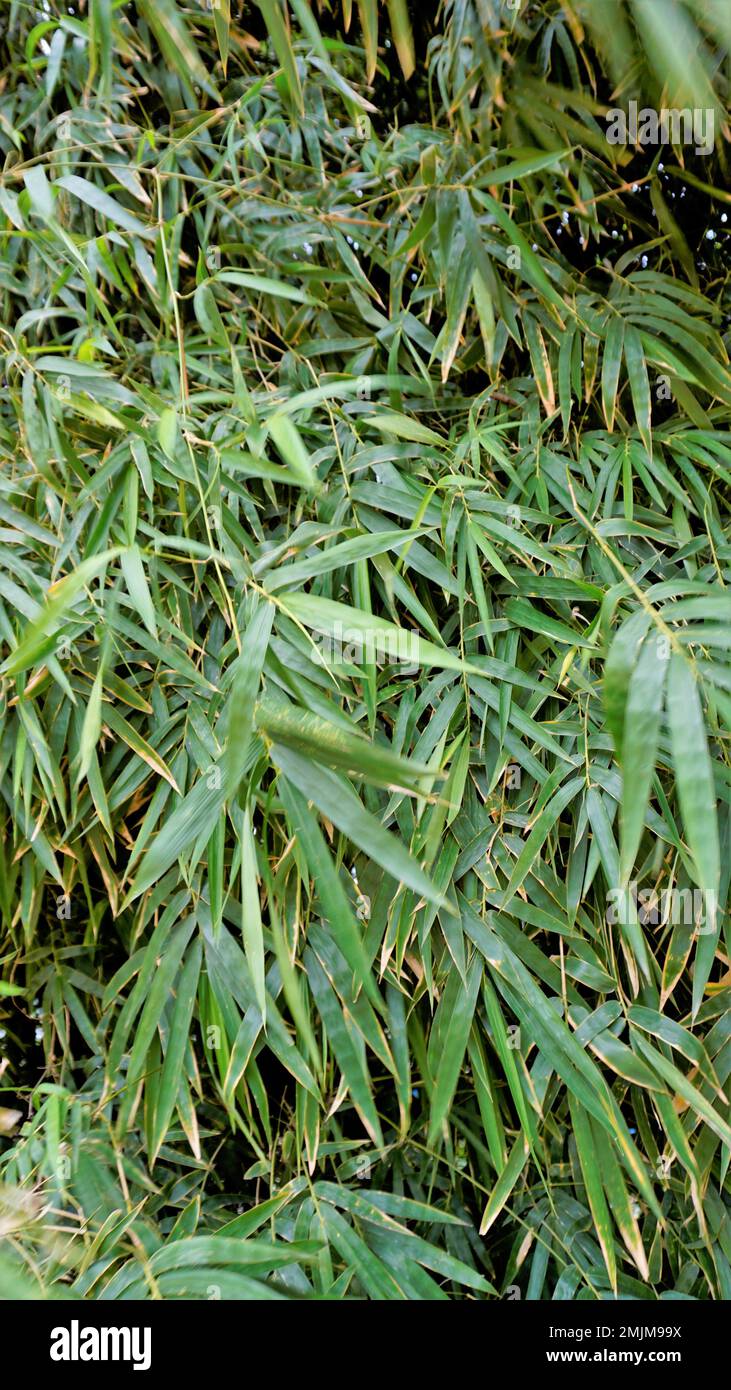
left=120, top=544, right=158, bottom=640
left=632, top=1032, right=731, bottom=1147
left=272, top=745, right=447, bottom=910
left=218, top=271, right=317, bottom=303
left=504, top=597, right=596, bottom=648
left=472, top=188, right=569, bottom=324
left=386, top=0, right=415, bottom=79
left=475, top=149, right=573, bottom=186
left=568, top=1096, right=617, bottom=1292
left=601, top=316, right=625, bottom=431
left=624, top=323, right=652, bottom=454
left=304, top=946, right=383, bottom=1146
left=23, top=166, right=54, bottom=221
left=320, top=1205, right=402, bottom=1297
left=150, top=939, right=202, bottom=1163
left=666, top=652, right=720, bottom=943
left=604, top=610, right=651, bottom=754
left=77, top=666, right=103, bottom=785
left=277, top=778, right=381, bottom=1011
left=619, top=634, right=667, bottom=884
left=101, top=703, right=180, bottom=792
left=124, top=766, right=228, bottom=905
left=267, top=527, right=430, bottom=592
left=225, top=598, right=274, bottom=791
left=283, top=593, right=480, bottom=675
left=257, top=695, right=430, bottom=790
left=357, top=0, right=378, bottom=82
left=137, top=0, right=218, bottom=96
left=593, top=1112, right=649, bottom=1281
left=212, top=0, right=230, bottom=74
left=55, top=174, right=154, bottom=238
left=362, top=413, right=444, bottom=447
left=148, top=1235, right=321, bottom=1275
left=500, top=775, right=585, bottom=911
left=479, top=1134, right=529, bottom=1236
left=427, top=957, right=482, bottom=1145
left=115, top=917, right=196, bottom=1137
left=193, top=282, right=228, bottom=346
left=628, top=1005, right=724, bottom=1098
left=256, top=0, right=304, bottom=115
left=267, top=414, right=317, bottom=490
left=2, top=549, right=122, bottom=677
left=241, top=806, right=266, bottom=1022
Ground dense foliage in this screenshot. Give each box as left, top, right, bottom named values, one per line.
left=0, top=0, right=730, bottom=1300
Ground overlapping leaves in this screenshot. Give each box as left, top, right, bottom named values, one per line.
left=0, top=0, right=730, bottom=1301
